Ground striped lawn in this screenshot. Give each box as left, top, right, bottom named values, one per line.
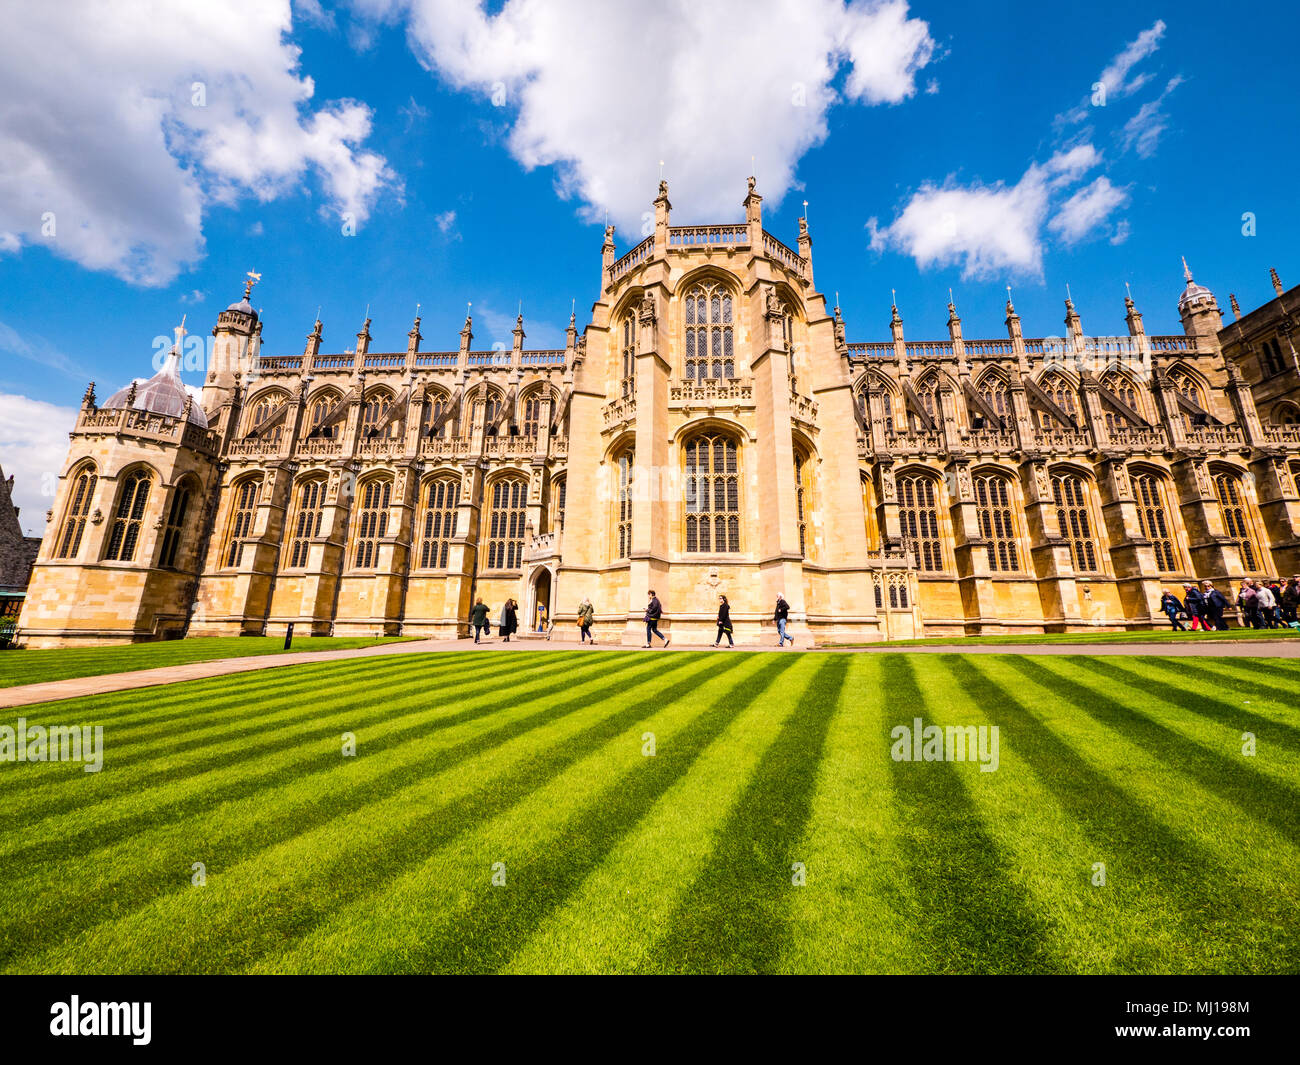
left=0, top=650, right=1296, bottom=974
left=0, top=636, right=416, bottom=688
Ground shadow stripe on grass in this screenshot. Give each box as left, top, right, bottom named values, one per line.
left=0, top=653, right=518, bottom=806
left=300, top=653, right=803, bottom=974
left=882, top=655, right=1063, bottom=974
left=1006, top=656, right=1300, bottom=849
left=1084, top=657, right=1300, bottom=755
left=6, top=653, right=723, bottom=973
left=950, top=655, right=1299, bottom=972
left=0, top=653, right=641, bottom=880
left=641, top=655, right=848, bottom=973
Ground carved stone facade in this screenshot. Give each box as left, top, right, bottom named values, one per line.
left=17, top=183, right=1300, bottom=647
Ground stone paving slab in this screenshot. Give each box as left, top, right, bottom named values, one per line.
left=0, top=635, right=1295, bottom=709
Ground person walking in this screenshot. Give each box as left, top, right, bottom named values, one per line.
left=1256, top=580, right=1278, bottom=629
left=1202, top=581, right=1230, bottom=630
left=1237, top=580, right=1262, bottom=629
left=470, top=598, right=490, bottom=643
left=714, top=594, right=734, bottom=647
left=644, top=590, right=670, bottom=648
left=1282, top=577, right=1300, bottom=625
left=578, top=597, right=596, bottom=644
left=1160, top=589, right=1186, bottom=631
left=774, top=593, right=793, bottom=647
left=1182, top=584, right=1206, bottom=631
left=501, top=598, right=518, bottom=642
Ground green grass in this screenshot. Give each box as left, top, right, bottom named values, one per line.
left=0, top=649, right=1296, bottom=974
left=828, top=626, right=1300, bottom=648
left=0, top=636, right=416, bottom=688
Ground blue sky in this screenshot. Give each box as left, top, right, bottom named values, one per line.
left=1, top=0, right=1297, bottom=530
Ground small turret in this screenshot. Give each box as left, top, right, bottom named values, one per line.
left=1177, top=257, right=1222, bottom=340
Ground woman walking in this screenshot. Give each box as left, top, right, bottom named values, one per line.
left=501, top=598, right=518, bottom=642
left=578, top=597, right=596, bottom=644
left=1182, top=584, right=1206, bottom=631
left=714, top=594, right=734, bottom=647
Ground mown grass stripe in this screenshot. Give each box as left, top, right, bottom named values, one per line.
left=877, top=655, right=1064, bottom=974
left=773, top=656, right=921, bottom=974
left=954, top=655, right=1299, bottom=972
left=640, top=655, right=848, bottom=973
left=0, top=653, right=572, bottom=834
left=1010, top=656, right=1300, bottom=848
left=5, top=652, right=720, bottom=973
left=262, top=654, right=804, bottom=974
left=0, top=656, right=652, bottom=962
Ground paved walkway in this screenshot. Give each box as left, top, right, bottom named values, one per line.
left=1, top=635, right=1295, bottom=709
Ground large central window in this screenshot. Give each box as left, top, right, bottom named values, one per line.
left=1214, top=471, right=1260, bottom=571
left=1133, top=472, right=1178, bottom=572
left=353, top=478, right=392, bottom=568
left=684, top=281, right=734, bottom=381
left=105, top=469, right=152, bottom=562
left=56, top=464, right=97, bottom=560
left=684, top=433, right=740, bottom=552
left=225, top=477, right=260, bottom=567
left=615, top=450, right=633, bottom=559
left=1052, top=473, right=1098, bottom=572
left=288, top=478, right=326, bottom=569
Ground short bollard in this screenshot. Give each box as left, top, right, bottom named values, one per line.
left=284, top=623, right=294, bottom=651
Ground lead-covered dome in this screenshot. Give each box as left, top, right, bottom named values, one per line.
left=102, top=352, right=208, bottom=428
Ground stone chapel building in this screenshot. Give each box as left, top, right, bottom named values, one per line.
left=16, top=179, right=1300, bottom=647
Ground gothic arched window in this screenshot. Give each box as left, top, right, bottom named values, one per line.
left=55, top=465, right=97, bottom=560
left=307, top=393, right=338, bottom=438
left=422, top=392, right=448, bottom=438
left=1169, top=369, right=1208, bottom=432
left=522, top=393, right=543, bottom=438
left=684, top=433, right=740, bottom=552
left=288, top=477, right=326, bottom=569
left=1037, top=373, right=1078, bottom=429
left=1133, top=472, right=1178, bottom=573
left=551, top=477, right=566, bottom=533
left=1052, top=473, right=1098, bottom=572
left=794, top=449, right=815, bottom=559
left=621, top=315, right=636, bottom=399
left=1214, top=471, right=1260, bottom=571
left=225, top=477, right=261, bottom=567
left=104, top=469, right=152, bottom=562
left=158, top=483, right=193, bottom=569
left=974, top=472, right=1020, bottom=572
left=897, top=473, right=945, bottom=572
left=361, top=392, right=395, bottom=438
left=353, top=478, right=392, bottom=569
left=684, top=281, right=735, bottom=381
left=614, top=450, right=633, bottom=559
left=418, top=477, right=460, bottom=569
left=486, top=477, right=527, bottom=569
left=977, top=375, right=1012, bottom=426
left=247, top=393, right=284, bottom=441
left=1101, top=372, right=1141, bottom=434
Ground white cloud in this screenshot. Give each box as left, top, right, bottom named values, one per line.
left=385, top=0, right=935, bottom=231
left=0, top=0, right=397, bottom=285
left=1122, top=76, right=1185, bottom=158
left=0, top=319, right=89, bottom=381
left=1057, top=20, right=1167, bottom=125
left=1048, top=176, right=1130, bottom=245
left=435, top=210, right=458, bottom=235
left=0, top=393, right=79, bottom=536
left=867, top=147, right=1102, bottom=280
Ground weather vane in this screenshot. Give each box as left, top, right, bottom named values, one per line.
left=243, top=270, right=262, bottom=300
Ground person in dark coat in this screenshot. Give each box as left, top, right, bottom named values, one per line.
left=501, top=598, right=518, bottom=641
left=714, top=594, right=734, bottom=647
left=1201, top=581, right=1230, bottom=630
left=643, top=590, right=670, bottom=648
left=1237, top=580, right=1262, bottom=629
left=1159, top=590, right=1186, bottom=631
left=470, top=598, right=490, bottom=643
left=1282, top=578, right=1300, bottom=625
left=1182, top=584, right=1206, bottom=631
left=774, top=593, right=792, bottom=647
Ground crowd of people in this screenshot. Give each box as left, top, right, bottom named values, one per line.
left=1159, top=577, right=1300, bottom=632
left=465, top=590, right=799, bottom=647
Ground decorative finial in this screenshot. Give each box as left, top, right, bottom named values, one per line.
left=802, top=200, right=808, bottom=219
left=834, top=290, right=840, bottom=312
left=1182, top=256, right=1193, bottom=282
left=1270, top=267, right=1283, bottom=296
left=1229, top=293, right=1241, bottom=320
left=1065, top=283, right=1074, bottom=308
left=1005, top=285, right=1016, bottom=315
left=243, top=269, right=262, bottom=300
left=1125, top=281, right=1133, bottom=303
left=82, top=381, right=96, bottom=407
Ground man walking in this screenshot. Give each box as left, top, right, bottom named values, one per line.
left=644, top=590, right=670, bottom=648
left=1202, top=580, right=1230, bottom=630
left=470, top=597, right=490, bottom=643
left=774, top=592, right=793, bottom=647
